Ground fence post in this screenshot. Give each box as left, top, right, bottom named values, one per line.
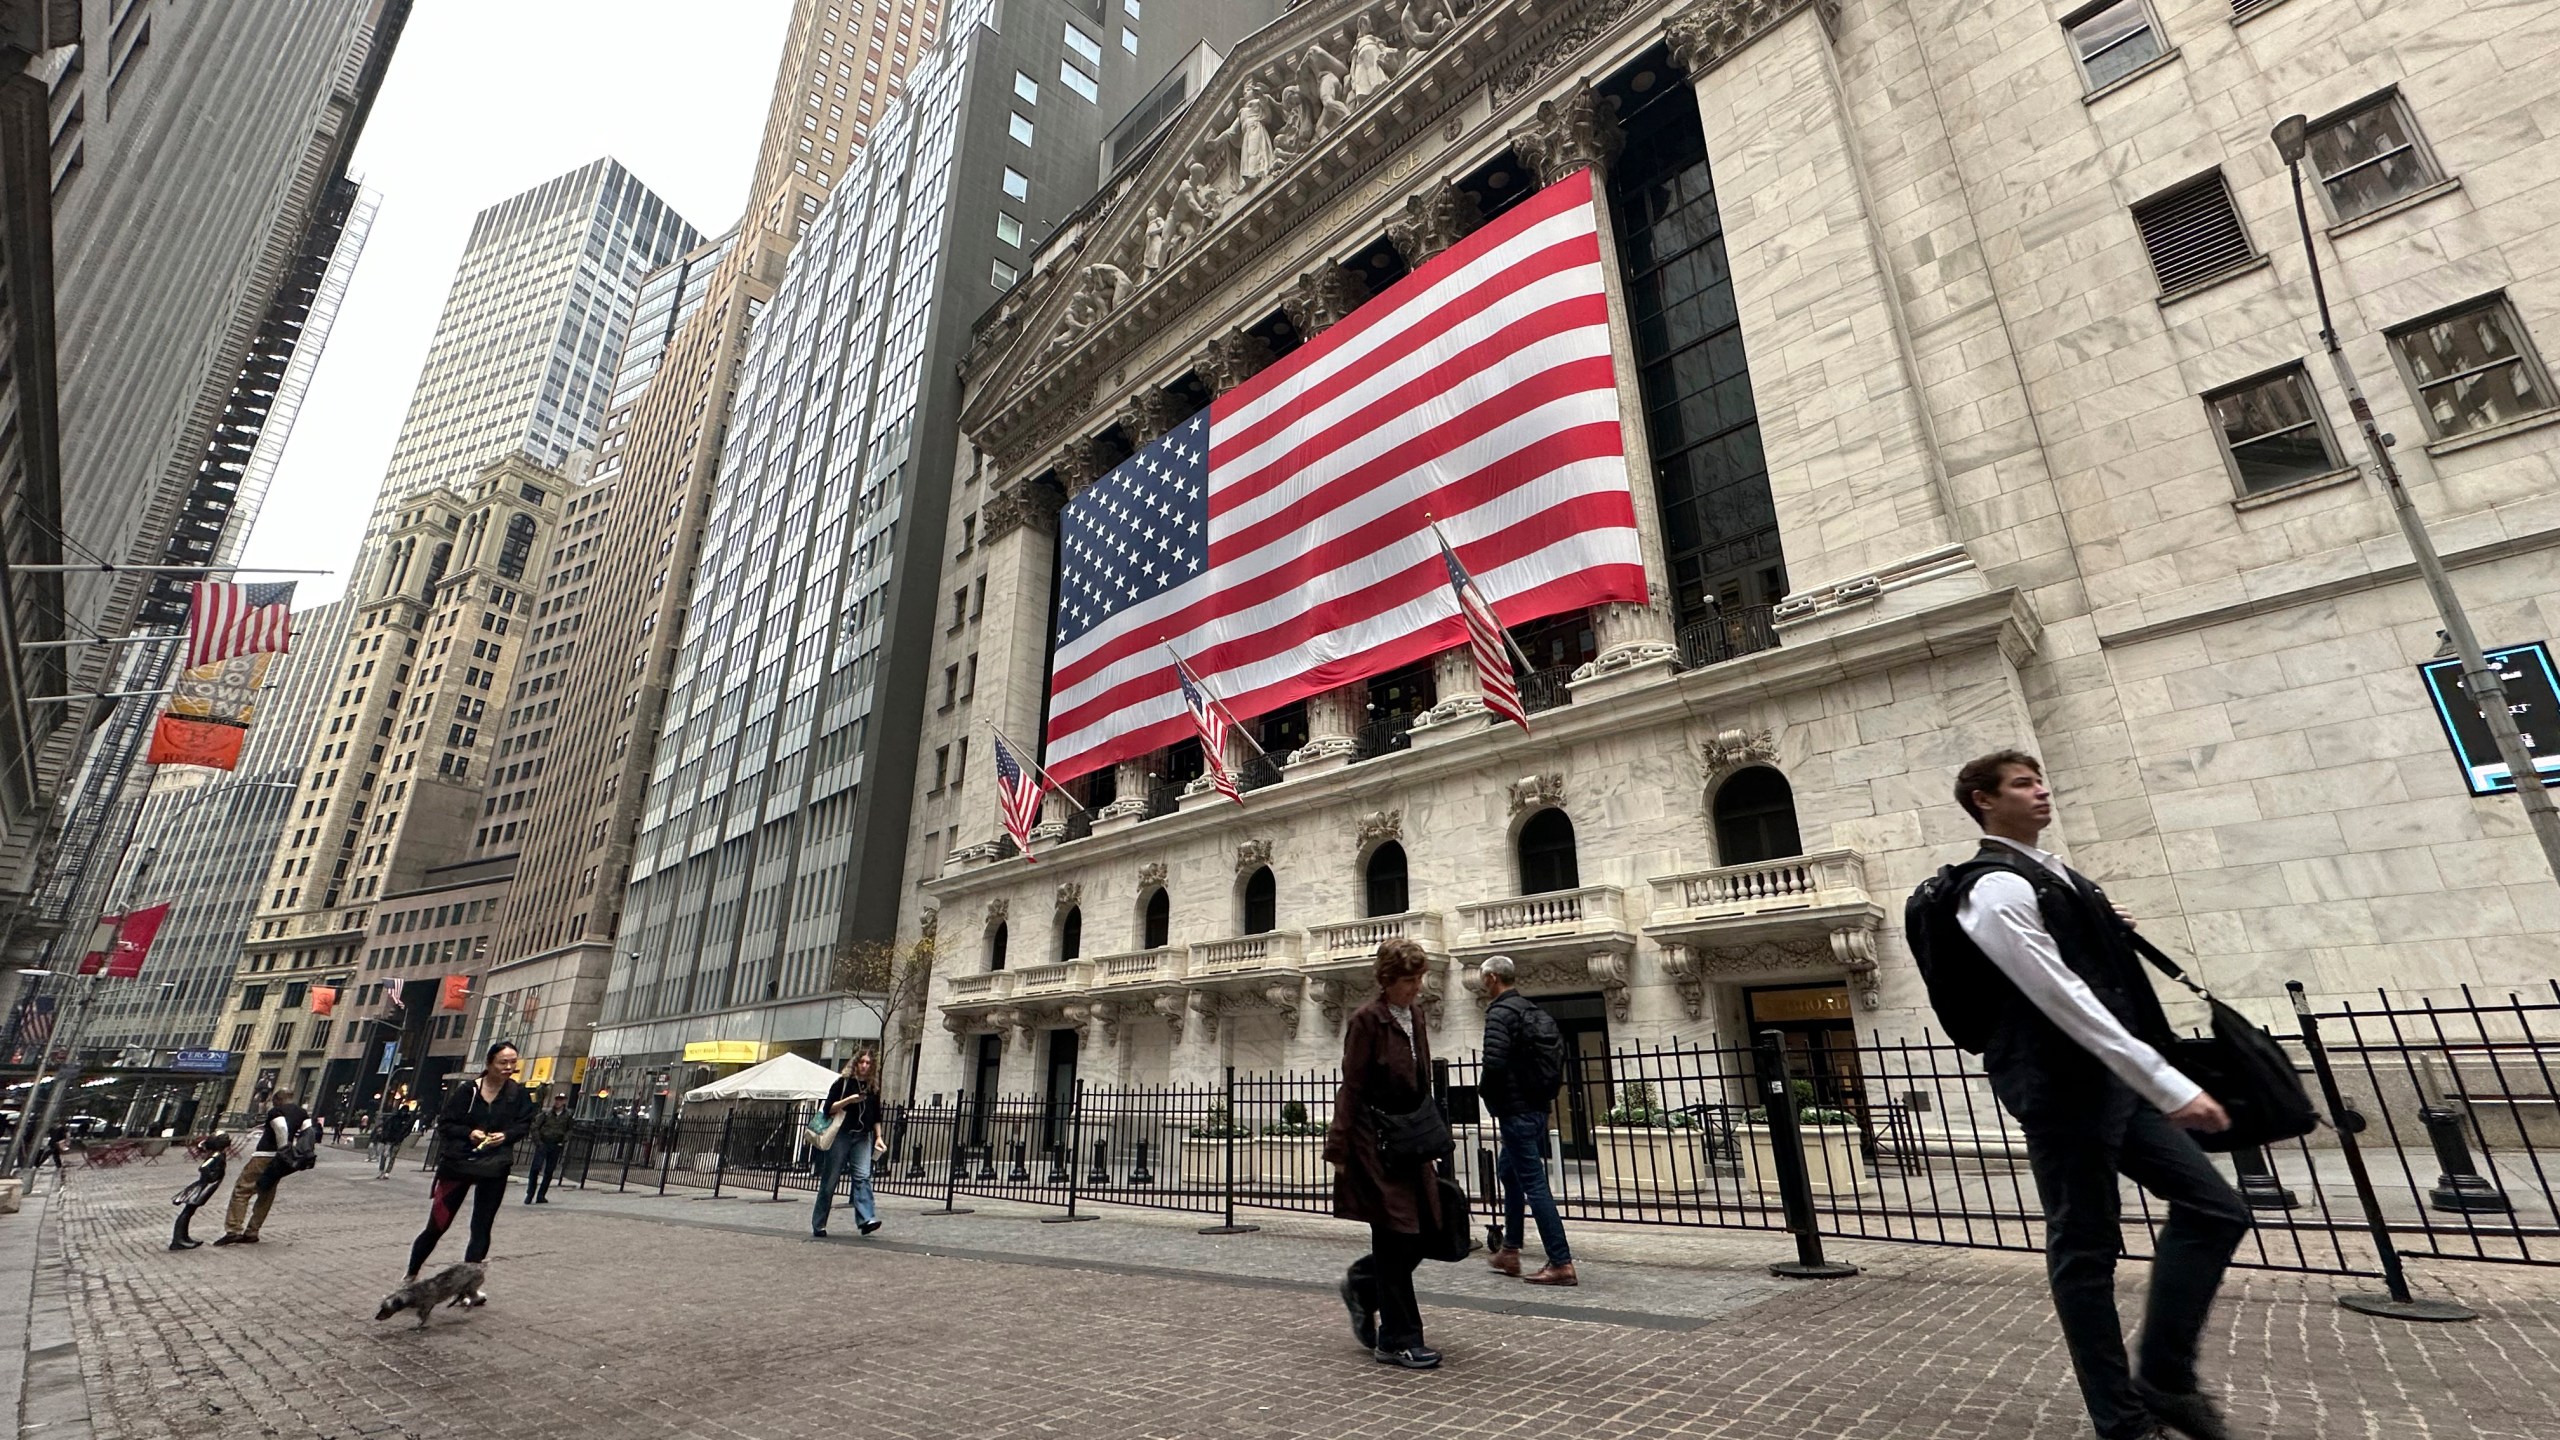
left=619, top=1124, right=634, bottom=1193
left=1200, top=1065, right=1259, bottom=1236
left=658, top=1121, right=673, bottom=1196
left=576, top=1123, right=594, bottom=1190
left=920, top=1092, right=973, bottom=1217
left=711, top=1111, right=733, bottom=1198
left=1043, top=1080, right=1096, bottom=1224
left=2288, top=983, right=2475, bottom=1321
left=1754, top=1030, right=1858, bottom=1279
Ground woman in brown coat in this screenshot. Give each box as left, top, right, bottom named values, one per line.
left=1325, top=937, right=1444, bottom=1368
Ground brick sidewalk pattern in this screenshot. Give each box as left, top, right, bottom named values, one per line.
left=24, top=1159, right=2560, bottom=1439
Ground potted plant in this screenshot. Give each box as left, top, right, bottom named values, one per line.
left=1593, top=1082, right=1710, bottom=1198
left=1181, top=1104, right=1254, bottom=1188
left=1739, top=1079, right=1868, bottom=1197
left=1253, top=1099, right=1329, bottom=1192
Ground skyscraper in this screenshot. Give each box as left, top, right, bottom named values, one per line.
left=470, top=0, right=940, bottom=1095
left=594, top=0, right=1275, bottom=1091
left=205, top=162, right=698, bottom=1115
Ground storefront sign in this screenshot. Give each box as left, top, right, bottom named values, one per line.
left=168, top=1049, right=230, bottom=1075
left=2420, top=641, right=2560, bottom=796
left=682, top=1040, right=768, bottom=1064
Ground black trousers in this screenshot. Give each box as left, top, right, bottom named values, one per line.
left=525, top=1142, right=563, bottom=1201
left=2022, top=1102, right=2251, bottom=1440
left=172, top=1198, right=209, bottom=1244
left=1348, top=1226, right=1427, bottom=1350
left=408, top=1172, right=509, bottom=1276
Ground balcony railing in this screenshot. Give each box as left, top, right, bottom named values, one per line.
left=1307, top=911, right=1446, bottom=965
left=1651, top=850, right=1870, bottom=918
left=947, top=972, right=1013, bottom=1003
left=1457, top=885, right=1630, bottom=943
left=1676, top=605, right=1778, bottom=670
left=1189, top=931, right=1306, bottom=976
left=1351, top=715, right=1415, bottom=761
left=1237, top=753, right=1285, bottom=793
left=1141, top=778, right=1181, bottom=820
left=1009, top=960, right=1095, bottom=998
left=1088, top=947, right=1185, bottom=988
left=1518, top=665, right=1574, bottom=714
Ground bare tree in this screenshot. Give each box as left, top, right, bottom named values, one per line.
left=829, top=930, right=937, bottom=1035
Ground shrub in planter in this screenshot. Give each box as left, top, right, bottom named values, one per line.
left=1255, top=1100, right=1329, bottom=1190
left=1595, top=1082, right=1710, bottom=1198
left=1739, top=1079, right=1868, bottom=1197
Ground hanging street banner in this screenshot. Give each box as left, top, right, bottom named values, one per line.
left=2420, top=640, right=2560, bottom=796
left=148, top=651, right=278, bottom=770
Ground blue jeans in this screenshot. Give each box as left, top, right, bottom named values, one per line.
left=1497, top=1112, right=1571, bottom=1265
left=812, top=1134, right=876, bottom=1234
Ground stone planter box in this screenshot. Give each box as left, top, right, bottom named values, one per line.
left=1180, top=1136, right=1252, bottom=1189
left=1249, top=1135, right=1329, bottom=1192
left=1739, top=1123, right=1868, bottom=1197
left=1593, top=1124, right=1714, bottom=1197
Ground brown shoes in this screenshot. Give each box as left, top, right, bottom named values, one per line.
left=1486, top=1247, right=1521, bottom=1276
left=1523, top=1263, right=1578, bottom=1287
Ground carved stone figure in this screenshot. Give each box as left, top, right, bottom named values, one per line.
left=1140, top=210, right=1170, bottom=274
left=1167, top=161, right=1222, bottom=250
left=1301, top=39, right=1351, bottom=125
left=1398, top=0, right=1455, bottom=46
left=1136, top=861, right=1168, bottom=892
left=1217, top=78, right=1279, bottom=187
left=1235, top=837, right=1273, bottom=876
left=1273, top=84, right=1319, bottom=165
left=1348, top=15, right=1398, bottom=98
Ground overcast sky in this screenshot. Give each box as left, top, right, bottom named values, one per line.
left=236, top=0, right=796, bottom=606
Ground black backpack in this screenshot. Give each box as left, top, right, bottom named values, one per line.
left=1512, top=998, right=1568, bottom=1106
left=1903, top=857, right=2015, bottom=1053
left=282, top=1121, right=319, bottom=1174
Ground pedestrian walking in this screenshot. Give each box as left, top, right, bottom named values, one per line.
left=211, top=1089, right=310, bottom=1245
left=1922, top=751, right=2249, bottom=1440
left=373, top=1102, right=416, bottom=1178
left=811, top=1050, right=885, bottom=1238
left=523, top=1092, right=573, bottom=1204
left=1326, top=937, right=1448, bottom=1370
left=36, top=1123, right=67, bottom=1186
left=169, top=1134, right=231, bottom=1249
left=1476, top=955, right=1575, bottom=1286
left=403, top=1042, right=534, bottom=1293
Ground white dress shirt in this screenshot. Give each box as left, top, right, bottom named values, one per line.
left=1956, top=835, right=2200, bottom=1115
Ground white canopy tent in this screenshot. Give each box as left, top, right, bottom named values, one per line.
left=680, top=1052, right=838, bottom=1105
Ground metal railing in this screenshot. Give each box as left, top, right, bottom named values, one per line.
left=1517, top=665, right=1573, bottom=714
left=1676, top=605, right=1778, bottom=669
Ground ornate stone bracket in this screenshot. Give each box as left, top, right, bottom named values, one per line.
left=1833, top=927, right=1881, bottom=1010
left=1506, top=85, right=1623, bottom=186
left=1585, top=953, right=1632, bottom=1024
left=1702, top=727, right=1780, bottom=780
left=1188, top=989, right=1225, bottom=1044
left=1508, top=772, right=1564, bottom=817
left=1659, top=944, right=1707, bottom=1021
left=1356, top=809, right=1403, bottom=848
left=1664, top=0, right=1840, bottom=83
left=1153, top=990, right=1187, bottom=1044
left=1055, top=882, right=1083, bottom=917
left=1263, top=979, right=1302, bottom=1029
left=1309, top=976, right=1345, bottom=1029
left=941, top=1011, right=973, bottom=1052
left=1235, top=837, right=1273, bottom=876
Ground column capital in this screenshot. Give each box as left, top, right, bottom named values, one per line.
left=1195, top=328, right=1274, bottom=398
left=981, top=479, right=1063, bottom=542
left=1664, top=0, right=1840, bottom=81
left=1118, top=388, right=1187, bottom=446
left=1057, top=436, right=1116, bottom=496
left=1384, top=182, right=1485, bottom=269
left=1281, top=263, right=1369, bottom=339
left=1506, top=86, right=1623, bottom=188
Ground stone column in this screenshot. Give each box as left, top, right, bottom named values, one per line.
left=1095, top=757, right=1153, bottom=825
left=1056, top=435, right=1114, bottom=497
left=1509, top=83, right=1681, bottom=697
left=1295, top=680, right=1366, bottom=766
left=1411, top=645, right=1489, bottom=739
left=1028, top=789, right=1071, bottom=845
left=1389, top=181, right=1500, bottom=724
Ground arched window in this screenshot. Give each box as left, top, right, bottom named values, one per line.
left=1517, top=808, right=1580, bottom=895
left=1241, top=866, right=1276, bottom=935
left=1142, top=888, right=1169, bottom=949
left=1059, top=906, right=1082, bottom=961
left=988, top=922, right=1008, bottom=972
left=1364, top=841, right=1409, bottom=917
left=498, top=514, right=537, bottom=580
left=1713, top=766, right=1803, bottom=866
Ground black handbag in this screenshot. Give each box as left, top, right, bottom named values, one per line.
left=1421, top=1169, right=1475, bottom=1263
left=2131, top=933, right=2319, bottom=1153
left=1368, top=1095, right=1453, bottom=1166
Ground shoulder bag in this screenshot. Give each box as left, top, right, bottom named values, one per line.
left=2130, top=933, right=2319, bottom=1153
left=806, top=1105, right=846, bottom=1153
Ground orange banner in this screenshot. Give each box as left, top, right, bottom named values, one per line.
left=147, top=715, right=247, bottom=769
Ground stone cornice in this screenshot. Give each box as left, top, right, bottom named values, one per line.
left=920, top=588, right=2042, bottom=904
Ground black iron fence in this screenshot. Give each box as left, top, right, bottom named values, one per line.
left=556, top=985, right=2559, bottom=1294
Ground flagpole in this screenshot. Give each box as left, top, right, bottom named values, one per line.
left=989, top=723, right=1090, bottom=815
left=1161, top=643, right=1270, bottom=759
left=1425, top=518, right=1541, bottom=675
left=7, top=565, right=333, bottom=575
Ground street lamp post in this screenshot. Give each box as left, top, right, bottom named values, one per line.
left=2271, top=116, right=2560, bottom=890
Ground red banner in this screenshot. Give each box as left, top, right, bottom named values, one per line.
left=77, top=914, right=120, bottom=974
left=439, top=974, right=471, bottom=1012
left=106, top=902, right=170, bottom=978
left=146, top=714, right=247, bottom=770
left=310, top=985, right=336, bottom=1017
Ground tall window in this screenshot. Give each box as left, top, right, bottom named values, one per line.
left=1059, top=907, right=1081, bottom=961
left=1241, top=867, right=1276, bottom=935
left=1142, top=888, right=1169, bottom=948
left=1713, top=767, right=1804, bottom=866
left=988, top=922, right=1008, bottom=972
left=1365, top=841, right=1409, bottom=917
left=1610, top=78, right=1785, bottom=629
left=1517, top=810, right=1580, bottom=895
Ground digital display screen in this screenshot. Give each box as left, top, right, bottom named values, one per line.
left=2419, top=641, right=2560, bottom=796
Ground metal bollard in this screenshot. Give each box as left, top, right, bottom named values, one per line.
left=1087, top=1139, right=1111, bottom=1187
left=1046, top=1144, right=1070, bottom=1186
left=2417, top=1101, right=2512, bottom=1214
left=2230, top=1144, right=2299, bottom=1210
left=1130, top=1139, right=1155, bottom=1187
left=1754, top=1030, right=1858, bottom=1280
left=904, top=1140, right=925, bottom=1181
left=1004, top=1141, right=1029, bottom=1183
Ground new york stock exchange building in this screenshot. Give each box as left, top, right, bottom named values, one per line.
left=889, top=0, right=2560, bottom=1117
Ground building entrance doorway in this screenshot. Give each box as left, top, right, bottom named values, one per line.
left=1540, top=992, right=1611, bottom=1161
left=1744, top=982, right=1863, bottom=1114
left=1041, top=1028, right=1078, bottom=1153
left=968, top=1033, right=1002, bottom=1148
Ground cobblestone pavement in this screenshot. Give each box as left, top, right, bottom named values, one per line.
left=17, top=1157, right=2560, bottom=1440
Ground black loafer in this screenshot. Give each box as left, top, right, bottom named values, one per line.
left=1373, top=1345, right=1441, bottom=1370
left=1337, top=1275, right=1376, bottom=1350
left=857, top=1220, right=881, bottom=1235
left=2133, top=1381, right=2235, bottom=1440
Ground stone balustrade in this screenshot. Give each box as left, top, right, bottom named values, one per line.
left=1087, top=946, right=1187, bottom=989
left=1188, top=931, right=1307, bottom=976
left=1649, top=849, right=1870, bottom=919
left=1456, top=885, right=1629, bottom=943
left=1009, top=960, right=1096, bottom=998
left=1306, top=911, right=1446, bottom=965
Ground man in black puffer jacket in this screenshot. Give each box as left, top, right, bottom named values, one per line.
left=1477, top=956, right=1573, bottom=1286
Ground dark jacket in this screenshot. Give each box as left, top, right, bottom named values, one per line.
left=1325, top=998, right=1442, bottom=1235
left=1478, top=990, right=1551, bottom=1119
left=433, top=1078, right=536, bottom=1179
left=532, top=1108, right=575, bottom=1148
left=823, top=1076, right=882, bottom=1141
left=375, top=1108, right=415, bottom=1145
left=1962, top=842, right=2176, bottom=1132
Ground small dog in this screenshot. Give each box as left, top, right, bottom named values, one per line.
left=375, top=1262, right=485, bottom=1328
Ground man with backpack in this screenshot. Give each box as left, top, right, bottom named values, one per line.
left=1476, top=955, right=1574, bottom=1286
left=1911, top=751, right=2250, bottom=1440
left=213, top=1088, right=314, bottom=1245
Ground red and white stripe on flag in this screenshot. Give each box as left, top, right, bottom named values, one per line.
left=1442, top=544, right=1527, bottom=730
left=1042, top=168, right=1643, bottom=780
left=1176, top=663, right=1242, bottom=804
left=991, top=732, right=1047, bottom=862
left=184, top=581, right=295, bottom=669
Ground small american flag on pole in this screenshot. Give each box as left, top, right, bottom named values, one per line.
left=990, top=730, right=1048, bottom=863
left=1172, top=656, right=1242, bottom=805
left=183, top=581, right=295, bottom=669
left=1433, top=526, right=1528, bottom=731
left=1043, top=168, right=1641, bottom=779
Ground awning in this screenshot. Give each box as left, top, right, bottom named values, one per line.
left=681, top=1052, right=838, bottom=1104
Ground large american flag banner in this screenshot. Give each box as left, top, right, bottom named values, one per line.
left=1043, top=169, right=1642, bottom=780
left=183, top=581, right=295, bottom=669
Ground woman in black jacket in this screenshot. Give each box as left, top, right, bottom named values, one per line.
left=405, top=1041, right=536, bottom=1289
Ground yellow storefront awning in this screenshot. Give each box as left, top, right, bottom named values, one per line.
left=682, top=1040, right=773, bottom=1065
